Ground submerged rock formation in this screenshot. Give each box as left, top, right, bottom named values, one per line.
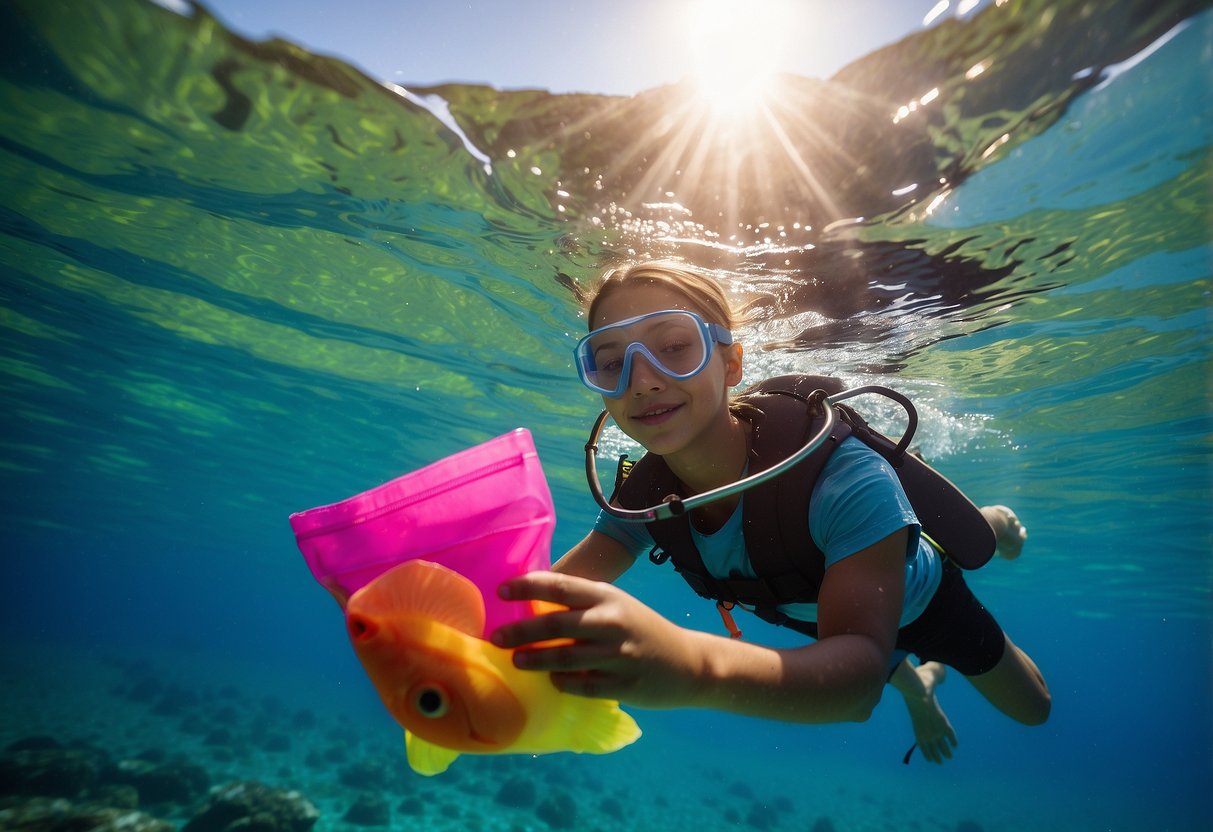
left=184, top=780, right=320, bottom=832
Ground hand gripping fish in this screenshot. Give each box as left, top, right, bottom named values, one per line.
left=344, top=559, right=641, bottom=776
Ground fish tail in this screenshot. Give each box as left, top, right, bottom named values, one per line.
left=560, top=696, right=642, bottom=755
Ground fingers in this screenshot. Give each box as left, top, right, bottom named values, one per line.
left=549, top=669, right=627, bottom=699
left=491, top=606, right=588, bottom=649
left=514, top=640, right=623, bottom=672
left=489, top=573, right=670, bottom=701
left=490, top=572, right=645, bottom=687
left=498, top=570, right=612, bottom=608
left=491, top=573, right=627, bottom=655
left=492, top=604, right=631, bottom=692
left=491, top=572, right=619, bottom=649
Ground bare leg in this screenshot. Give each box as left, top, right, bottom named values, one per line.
left=981, top=505, right=1027, bottom=560
left=889, top=659, right=958, bottom=763
left=965, top=635, right=1051, bottom=725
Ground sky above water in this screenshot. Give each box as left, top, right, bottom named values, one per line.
left=192, top=0, right=999, bottom=95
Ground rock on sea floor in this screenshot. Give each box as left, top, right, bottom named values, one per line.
left=0, top=642, right=1046, bottom=832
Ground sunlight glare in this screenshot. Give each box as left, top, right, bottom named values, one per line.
left=923, top=1, right=949, bottom=26
left=680, top=0, right=789, bottom=119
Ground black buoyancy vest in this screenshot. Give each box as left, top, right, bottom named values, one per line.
left=613, top=375, right=996, bottom=615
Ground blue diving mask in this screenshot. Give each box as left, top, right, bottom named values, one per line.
left=574, top=309, right=734, bottom=398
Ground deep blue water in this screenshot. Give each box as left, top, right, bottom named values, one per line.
left=1, top=1, right=1210, bottom=831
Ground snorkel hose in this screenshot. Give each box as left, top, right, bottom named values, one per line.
left=585, top=388, right=840, bottom=522
left=585, top=385, right=918, bottom=522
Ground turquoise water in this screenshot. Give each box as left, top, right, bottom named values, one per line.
left=1, top=1, right=1210, bottom=830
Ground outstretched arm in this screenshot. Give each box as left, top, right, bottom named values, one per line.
left=492, top=528, right=908, bottom=725
left=551, top=529, right=637, bottom=582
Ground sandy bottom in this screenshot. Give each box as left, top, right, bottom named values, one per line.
left=0, top=641, right=1178, bottom=832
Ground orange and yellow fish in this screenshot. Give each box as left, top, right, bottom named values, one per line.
left=344, top=559, right=641, bottom=775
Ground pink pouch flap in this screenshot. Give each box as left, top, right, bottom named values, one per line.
left=289, top=428, right=554, bottom=634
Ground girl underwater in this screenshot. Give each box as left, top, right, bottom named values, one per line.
left=491, top=260, right=1050, bottom=763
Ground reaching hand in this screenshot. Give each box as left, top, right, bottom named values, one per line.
left=490, top=571, right=710, bottom=709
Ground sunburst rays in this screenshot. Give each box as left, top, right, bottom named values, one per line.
left=592, top=75, right=884, bottom=240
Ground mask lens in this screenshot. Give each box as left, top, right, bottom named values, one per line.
left=577, top=311, right=713, bottom=396
left=649, top=314, right=705, bottom=374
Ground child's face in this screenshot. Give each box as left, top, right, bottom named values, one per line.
left=591, top=284, right=742, bottom=458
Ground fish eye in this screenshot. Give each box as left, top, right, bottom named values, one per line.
left=414, top=686, right=449, bottom=719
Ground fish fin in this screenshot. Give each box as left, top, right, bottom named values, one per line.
left=348, top=560, right=485, bottom=637
left=558, top=696, right=642, bottom=755
left=404, top=729, right=461, bottom=776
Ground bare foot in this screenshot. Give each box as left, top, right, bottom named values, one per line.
left=907, top=662, right=957, bottom=764
left=916, top=660, right=947, bottom=695
left=981, top=505, right=1027, bottom=560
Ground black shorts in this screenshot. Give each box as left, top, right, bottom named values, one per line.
left=894, top=561, right=1007, bottom=676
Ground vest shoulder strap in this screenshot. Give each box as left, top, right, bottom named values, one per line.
left=739, top=376, right=850, bottom=602
left=616, top=375, right=849, bottom=606
left=613, top=374, right=996, bottom=619
left=615, top=451, right=718, bottom=597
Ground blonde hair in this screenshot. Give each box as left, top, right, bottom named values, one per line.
left=584, top=260, right=740, bottom=331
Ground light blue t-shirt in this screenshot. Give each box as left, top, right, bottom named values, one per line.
left=593, top=437, right=943, bottom=628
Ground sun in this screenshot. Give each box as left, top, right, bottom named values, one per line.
left=542, top=0, right=857, bottom=235
left=678, top=0, right=791, bottom=119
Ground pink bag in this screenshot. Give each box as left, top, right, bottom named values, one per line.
left=289, top=428, right=554, bottom=634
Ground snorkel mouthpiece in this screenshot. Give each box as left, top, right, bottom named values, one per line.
left=662, top=495, right=687, bottom=516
